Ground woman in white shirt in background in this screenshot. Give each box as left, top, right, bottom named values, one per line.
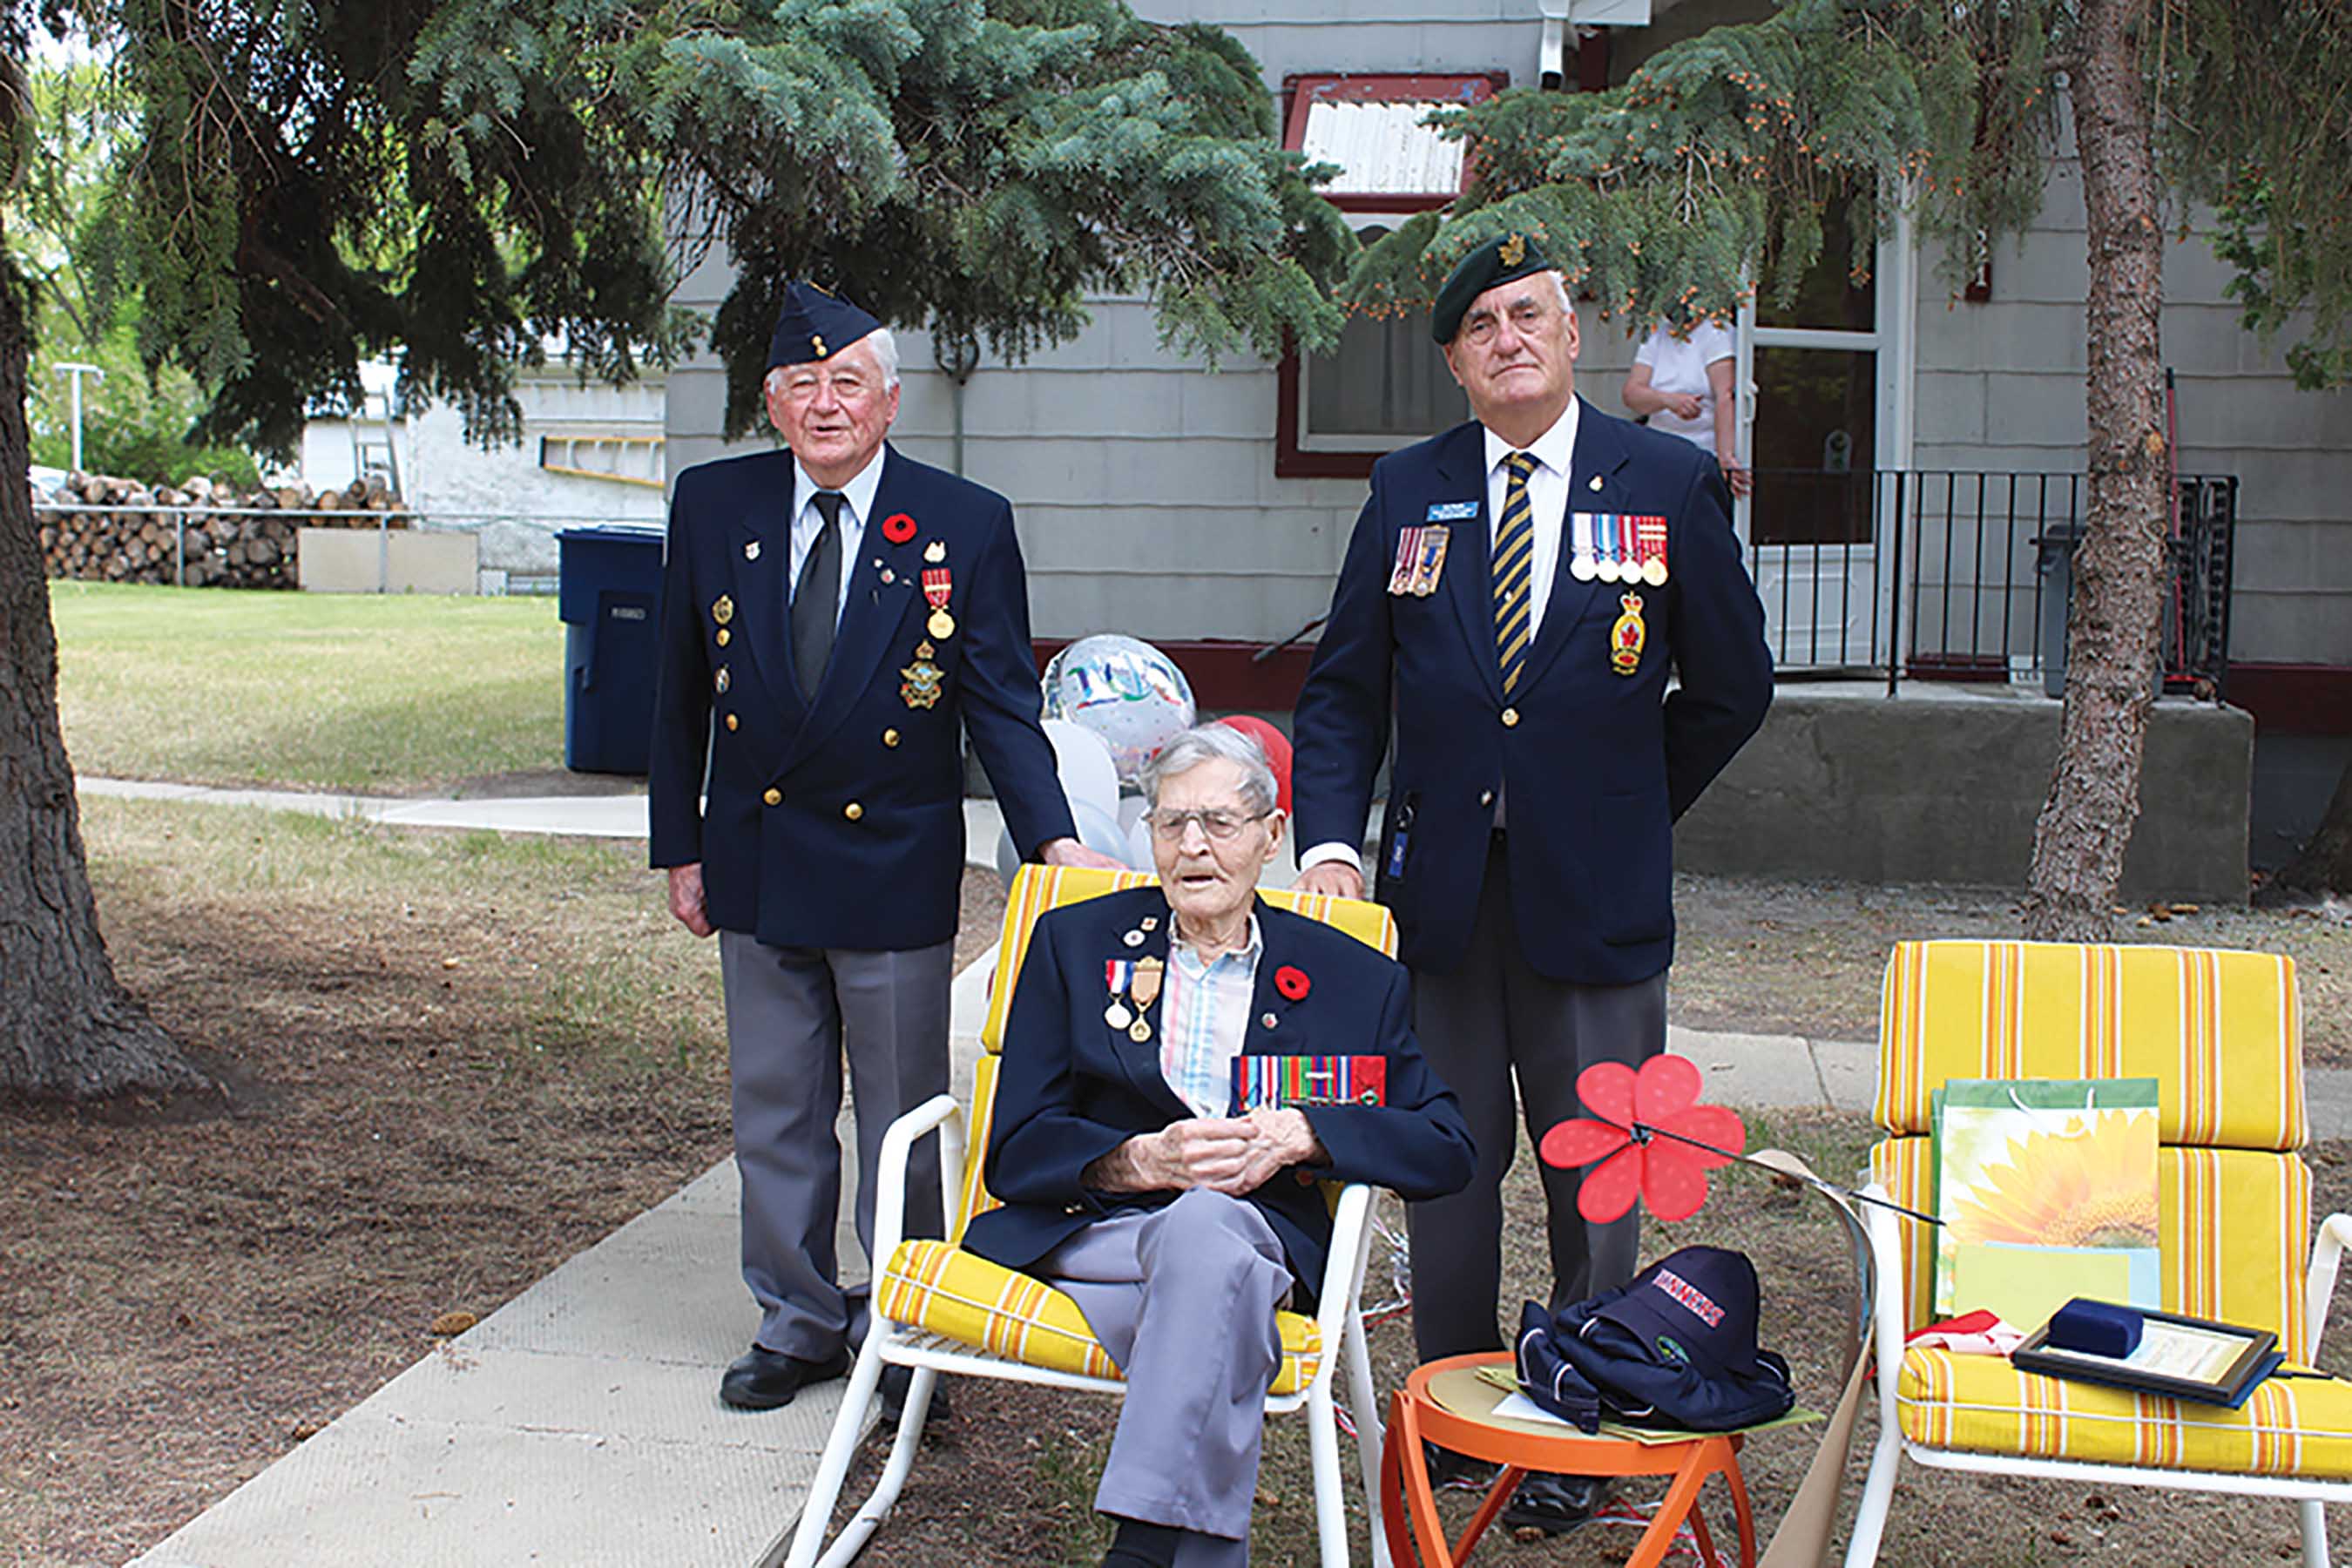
left=1622, top=320, right=1751, bottom=498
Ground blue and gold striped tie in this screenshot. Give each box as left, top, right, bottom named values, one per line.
left=1493, top=451, right=1538, bottom=693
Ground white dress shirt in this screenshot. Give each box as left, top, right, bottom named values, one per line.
left=788, top=445, right=886, bottom=625
left=1300, top=399, right=1582, bottom=876
left=1159, top=913, right=1265, bottom=1120
left=1481, top=398, right=1578, bottom=640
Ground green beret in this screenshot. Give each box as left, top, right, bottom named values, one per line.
left=1431, top=232, right=1556, bottom=344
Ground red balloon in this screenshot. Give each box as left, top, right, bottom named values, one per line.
left=1213, top=714, right=1293, bottom=815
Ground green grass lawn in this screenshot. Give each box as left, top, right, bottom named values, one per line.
left=48, top=581, right=571, bottom=794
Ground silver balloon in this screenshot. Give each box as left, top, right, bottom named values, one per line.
left=1042, top=634, right=1197, bottom=788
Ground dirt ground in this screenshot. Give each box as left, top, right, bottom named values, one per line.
left=1668, top=872, right=2352, bottom=1064
left=0, top=802, right=993, bottom=1568
left=8, top=823, right=2350, bottom=1568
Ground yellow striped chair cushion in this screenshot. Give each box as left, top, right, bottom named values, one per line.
left=1870, top=1136, right=2312, bottom=1359
left=977, top=865, right=1401, bottom=1052
left=1874, top=941, right=2304, bottom=1152
left=877, top=1239, right=1323, bottom=1397
left=1896, top=1348, right=2352, bottom=1477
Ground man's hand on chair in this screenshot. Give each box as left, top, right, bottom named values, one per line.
left=1292, top=862, right=1363, bottom=900
left=1042, top=836, right=1126, bottom=870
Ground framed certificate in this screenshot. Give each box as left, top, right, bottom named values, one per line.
left=2012, top=1308, right=2279, bottom=1408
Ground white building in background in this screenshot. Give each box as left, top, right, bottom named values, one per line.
left=298, top=359, right=666, bottom=580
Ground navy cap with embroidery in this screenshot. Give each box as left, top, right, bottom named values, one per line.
left=1430, top=231, right=1557, bottom=344
left=767, top=281, right=882, bottom=370
left=1593, top=1245, right=1769, bottom=1379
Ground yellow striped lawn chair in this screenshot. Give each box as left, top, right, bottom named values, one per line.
left=1845, top=939, right=2352, bottom=1567
left=787, top=865, right=1404, bottom=1568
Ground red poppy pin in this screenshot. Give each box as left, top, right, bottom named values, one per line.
left=881, top=512, right=916, bottom=544
left=1274, top=965, right=1310, bottom=1002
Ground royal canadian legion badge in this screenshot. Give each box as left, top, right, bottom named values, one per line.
left=1610, top=592, right=1646, bottom=677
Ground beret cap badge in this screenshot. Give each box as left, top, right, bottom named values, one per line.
left=1430, top=231, right=1557, bottom=345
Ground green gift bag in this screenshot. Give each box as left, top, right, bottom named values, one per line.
left=1931, top=1077, right=2161, bottom=1328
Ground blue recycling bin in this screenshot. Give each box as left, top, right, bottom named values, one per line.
left=558, top=525, right=667, bottom=774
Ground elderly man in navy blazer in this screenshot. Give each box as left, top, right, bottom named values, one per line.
left=651, top=282, right=1118, bottom=1412
left=966, top=725, right=1473, bottom=1568
left=1291, top=235, right=1773, bottom=1528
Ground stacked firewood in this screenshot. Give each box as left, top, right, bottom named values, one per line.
left=34, top=472, right=403, bottom=588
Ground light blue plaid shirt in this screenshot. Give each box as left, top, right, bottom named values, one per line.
left=1159, top=913, right=1264, bottom=1119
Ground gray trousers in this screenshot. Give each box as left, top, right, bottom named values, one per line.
left=1042, top=1191, right=1294, bottom=1568
left=1406, top=836, right=1667, bottom=1362
left=719, top=931, right=954, bottom=1359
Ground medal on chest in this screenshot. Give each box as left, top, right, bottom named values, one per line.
left=1103, top=960, right=1136, bottom=1030
left=1106, top=956, right=1164, bottom=1042
left=1632, top=516, right=1671, bottom=585
left=921, top=567, right=955, bottom=641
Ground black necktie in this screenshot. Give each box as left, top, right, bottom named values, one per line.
left=792, top=491, right=845, bottom=701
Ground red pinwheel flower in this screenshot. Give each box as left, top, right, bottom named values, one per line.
left=882, top=513, right=917, bottom=544
left=1274, top=965, right=1311, bottom=1001
left=1538, top=1055, right=1746, bottom=1224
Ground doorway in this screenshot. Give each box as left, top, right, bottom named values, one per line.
left=1734, top=193, right=1916, bottom=669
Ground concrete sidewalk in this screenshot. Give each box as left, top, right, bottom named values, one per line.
left=129, top=934, right=1003, bottom=1568
left=97, top=775, right=2352, bottom=1565
left=78, top=779, right=1041, bottom=881
left=79, top=776, right=653, bottom=839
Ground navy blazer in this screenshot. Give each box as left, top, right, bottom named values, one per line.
left=648, top=444, right=1075, bottom=951
left=1292, top=399, right=1772, bottom=985
left=963, top=888, right=1475, bottom=1309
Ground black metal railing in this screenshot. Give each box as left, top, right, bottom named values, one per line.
left=1746, top=470, right=2238, bottom=700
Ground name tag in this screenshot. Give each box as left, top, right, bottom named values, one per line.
left=1425, top=501, right=1480, bottom=522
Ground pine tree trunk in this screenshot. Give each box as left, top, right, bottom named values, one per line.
left=2021, top=0, right=2170, bottom=943
left=2269, top=758, right=2352, bottom=896
left=0, top=240, right=206, bottom=1098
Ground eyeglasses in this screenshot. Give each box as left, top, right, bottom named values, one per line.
left=1144, top=808, right=1273, bottom=843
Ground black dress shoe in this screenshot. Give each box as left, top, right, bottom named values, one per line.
left=719, top=1344, right=851, bottom=1410
left=1499, top=1471, right=1612, bottom=1536
left=1100, top=1517, right=1183, bottom=1567
left=878, top=1363, right=952, bottom=1423
left=1422, top=1440, right=1500, bottom=1492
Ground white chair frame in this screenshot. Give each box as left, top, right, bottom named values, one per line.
left=784, top=1087, right=1397, bottom=1568
left=1843, top=1194, right=2352, bottom=1568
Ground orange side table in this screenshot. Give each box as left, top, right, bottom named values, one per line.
left=1381, top=1354, right=1756, bottom=1568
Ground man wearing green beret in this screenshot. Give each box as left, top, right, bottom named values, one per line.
left=1292, top=232, right=1774, bottom=1531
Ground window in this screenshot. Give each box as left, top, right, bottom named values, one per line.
left=1275, top=73, right=1504, bottom=479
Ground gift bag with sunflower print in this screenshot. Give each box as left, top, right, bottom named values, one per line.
left=1931, top=1078, right=2161, bottom=1327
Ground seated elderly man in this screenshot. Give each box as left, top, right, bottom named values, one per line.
left=963, top=725, right=1476, bottom=1568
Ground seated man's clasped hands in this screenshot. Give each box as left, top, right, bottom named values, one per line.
left=963, top=724, right=1475, bottom=1568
